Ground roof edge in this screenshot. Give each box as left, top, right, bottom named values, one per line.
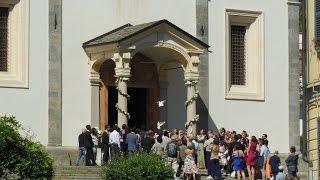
left=82, top=23, right=132, bottom=48
left=118, top=19, right=210, bottom=49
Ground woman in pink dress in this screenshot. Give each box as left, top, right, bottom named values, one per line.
left=246, top=136, right=258, bottom=180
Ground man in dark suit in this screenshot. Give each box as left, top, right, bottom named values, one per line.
left=101, top=125, right=110, bottom=164
left=126, top=128, right=137, bottom=154
left=269, top=150, right=281, bottom=178
left=84, top=125, right=96, bottom=166
left=141, top=130, right=155, bottom=153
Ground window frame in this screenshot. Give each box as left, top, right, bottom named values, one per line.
left=225, top=9, right=265, bottom=101
left=0, top=0, right=29, bottom=88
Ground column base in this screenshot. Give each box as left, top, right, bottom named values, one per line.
left=46, top=146, right=79, bottom=167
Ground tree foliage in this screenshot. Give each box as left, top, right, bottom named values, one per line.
left=0, top=116, right=54, bottom=180
left=102, top=153, right=174, bottom=180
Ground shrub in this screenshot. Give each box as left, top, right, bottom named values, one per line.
left=102, top=153, right=174, bottom=180
left=0, top=116, right=54, bottom=180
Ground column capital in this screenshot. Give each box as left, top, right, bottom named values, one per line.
left=184, top=71, right=199, bottom=82
left=89, top=71, right=101, bottom=86
left=114, top=67, right=131, bottom=78
left=113, top=52, right=131, bottom=69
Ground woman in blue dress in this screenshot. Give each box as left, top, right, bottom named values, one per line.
left=232, top=145, right=246, bottom=180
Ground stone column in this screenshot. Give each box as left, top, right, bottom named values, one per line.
left=184, top=72, right=200, bottom=137
left=185, top=54, right=200, bottom=137
left=115, top=75, right=130, bottom=126
left=90, top=71, right=101, bottom=129
left=159, top=80, right=169, bottom=128
left=114, top=52, right=131, bottom=127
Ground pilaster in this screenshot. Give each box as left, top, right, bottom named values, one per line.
left=48, top=0, right=62, bottom=146
left=196, top=0, right=209, bottom=129
left=288, top=0, right=301, bottom=150
left=90, top=71, right=101, bottom=129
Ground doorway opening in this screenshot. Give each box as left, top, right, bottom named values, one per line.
left=108, top=86, right=147, bottom=128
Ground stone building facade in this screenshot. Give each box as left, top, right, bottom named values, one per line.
left=0, top=0, right=300, bottom=165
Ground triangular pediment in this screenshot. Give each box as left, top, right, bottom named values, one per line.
left=83, top=19, right=209, bottom=52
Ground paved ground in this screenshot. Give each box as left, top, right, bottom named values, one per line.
left=189, top=169, right=234, bottom=180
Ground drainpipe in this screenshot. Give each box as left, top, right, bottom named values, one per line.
left=301, top=0, right=314, bottom=179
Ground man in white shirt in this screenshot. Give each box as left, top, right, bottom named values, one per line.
left=204, top=132, right=214, bottom=175
left=162, top=130, right=171, bottom=152
left=109, top=126, right=120, bottom=161
left=259, top=139, right=270, bottom=179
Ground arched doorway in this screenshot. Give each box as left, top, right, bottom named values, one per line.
left=99, top=53, right=159, bottom=130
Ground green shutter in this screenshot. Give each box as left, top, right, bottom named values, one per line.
left=315, top=0, right=320, bottom=37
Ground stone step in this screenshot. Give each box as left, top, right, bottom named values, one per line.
left=55, top=166, right=101, bottom=172
left=54, top=166, right=103, bottom=180
left=54, top=176, right=102, bottom=180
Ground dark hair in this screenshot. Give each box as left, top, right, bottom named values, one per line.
left=122, top=124, right=127, bottom=130
left=135, top=128, right=141, bottom=134
left=290, top=146, right=296, bottom=153
left=234, top=134, right=241, bottom=141
left=182, top=138, right=187, bottom=145
left=91, top=128, right=98, bottom=136
left=251, top=136, right=258, bottom=143
left=220, top=128, right=226, bottom=133
left=86, top=125, right=91, bottom=131
left=112, top=125, right=118, bottom=131
left=163, top=130, right=169, bottom=137
left=157, top=135, right=163, bottom=143
left=262, top=134, right=268, bottom=139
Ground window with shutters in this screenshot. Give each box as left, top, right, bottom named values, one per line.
left=225, top=10, right=265, bottom=101
left=0, top=0, right=29, bottom=88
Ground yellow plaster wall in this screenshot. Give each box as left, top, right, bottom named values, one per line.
left=307, top=97, right=319, bottom=177
left=308, top=1, right=320, bottom=177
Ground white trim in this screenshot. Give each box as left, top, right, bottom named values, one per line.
left=225, top=9, right=265, bottom=101
left=0, top=0, right=29, bottom=88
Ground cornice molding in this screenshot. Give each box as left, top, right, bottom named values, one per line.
left=287, top=1, right=301, bottom=6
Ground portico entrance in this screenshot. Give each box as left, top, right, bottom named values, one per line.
left=83, top=19, right=209, bottom=136
left=106, top=86, right=147, bottom=129
left=99, top=53, right=159, bottom=130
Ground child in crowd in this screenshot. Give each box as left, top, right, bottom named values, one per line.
left=183, top=144, right=198, bottom=180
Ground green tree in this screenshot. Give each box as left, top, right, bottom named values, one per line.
left=0, top=116, right=54, bottom=179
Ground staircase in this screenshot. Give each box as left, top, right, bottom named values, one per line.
left=54, top=166, right=308, bottom=180
left=54, top=166, right=103, bottom=180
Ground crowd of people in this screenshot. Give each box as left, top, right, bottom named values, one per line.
left=75, top=124, right=299, bottom=180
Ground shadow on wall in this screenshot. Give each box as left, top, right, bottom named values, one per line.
left=197, top=97, right=218, bottom=133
